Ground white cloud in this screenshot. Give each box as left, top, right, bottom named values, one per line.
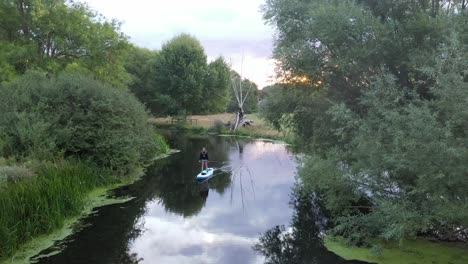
left=80, top=0, right=276, bottom=88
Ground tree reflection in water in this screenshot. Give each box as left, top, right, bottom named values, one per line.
left=254, top=186, right=368, bottom=264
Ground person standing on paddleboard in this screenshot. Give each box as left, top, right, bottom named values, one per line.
left=199, top=147, right=209, bottom=171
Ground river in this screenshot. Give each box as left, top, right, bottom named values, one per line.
left=31, top=134, right=367, bottom=264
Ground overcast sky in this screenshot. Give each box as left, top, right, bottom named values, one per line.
left=80, top=0, right=276, bottom=88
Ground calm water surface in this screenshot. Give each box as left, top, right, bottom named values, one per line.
left=33, top=134, right=366, bottom=264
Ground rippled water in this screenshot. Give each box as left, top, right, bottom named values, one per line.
left=33, top=134, right=366, bottom=264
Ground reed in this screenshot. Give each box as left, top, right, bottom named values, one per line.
left=0, top=161, right=115, bottom=258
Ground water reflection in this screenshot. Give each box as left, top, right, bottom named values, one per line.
left=254, top=186, right=368, bottom=264
left=34, top=134, right=297, bottom=264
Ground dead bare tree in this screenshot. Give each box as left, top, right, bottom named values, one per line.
left=230, top=57, right=255, bottom=130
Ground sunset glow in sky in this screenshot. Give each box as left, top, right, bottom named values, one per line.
left=81, top=0, right=276, bottom=88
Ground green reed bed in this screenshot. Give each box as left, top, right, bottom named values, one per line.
left=0, top=161, right=115, bottom=258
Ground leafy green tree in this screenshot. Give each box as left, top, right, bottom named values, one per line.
left=125, top=46, right=161, bottom=112
left=0, top=0, right=131, bottom=87
left=203, top=57, right=231, bottom=113
left=126, top=38, right=231, bottom=116
left=153, top=34, right=208, bottom=115
left=261, top=0, right=468, bottom=243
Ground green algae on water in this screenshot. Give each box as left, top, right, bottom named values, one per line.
left=1, top=186, right=133, bottom=264
left=325, top=237, right=468, bottom=264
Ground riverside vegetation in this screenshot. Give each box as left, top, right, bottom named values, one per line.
left=257, top=0, right=468, bottom=262
left=0, top=72, right=169, bottom=259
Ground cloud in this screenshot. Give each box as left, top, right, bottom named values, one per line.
left=127, top=140, right=297, bottom=263
left=80, top=0, right=276, bottom=88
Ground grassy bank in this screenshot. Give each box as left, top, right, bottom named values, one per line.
left=149, top=113, right=289, bottom=141
left=325, top=237, right=468, bottom=264
left=0, top=161, right=116, bottom=258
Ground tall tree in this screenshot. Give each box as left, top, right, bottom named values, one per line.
left=203, top=57, right=231, bottom=114
left=125, top=46, right=161, bottom=112
left=152, top=34, right=207, bottom=115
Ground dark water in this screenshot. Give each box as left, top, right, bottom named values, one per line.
left=33, top=134, right=367, bottom=264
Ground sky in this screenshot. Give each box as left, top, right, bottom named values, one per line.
left=80, top=0, right=276, bottom=88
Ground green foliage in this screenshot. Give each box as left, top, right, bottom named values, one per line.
left=0, top=0, right=131, bottom=87
left=153, top=134, right=170, bottom=154
left=262, top=0, right=468, bottom=243
left=0, top=72, right=167, bottom=174
left=153, top=34, right=207, bottom=115
left=203, top=57, right=232, bottom=113
left=212, top=120, right=228, bottom=134
left=0, top=161, right=115, bottom=258
left=259, top=85, right=298, bottom=133
left=125, top=46, right=161, bottom=112
left=325, top=237, right=468, bottom=264
left=127, top=35, right=232, bottom=116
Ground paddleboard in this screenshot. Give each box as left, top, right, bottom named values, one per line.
left=196, top=168, right=214, bottom=182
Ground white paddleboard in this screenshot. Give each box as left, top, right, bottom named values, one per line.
left=196, top=168, right=214, bottom=182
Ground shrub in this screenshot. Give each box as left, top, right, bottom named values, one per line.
left=0, top=166, right=35, bottom=183
left=213, top=119, right=227, bottom=134
left=0, top=72, right=167, bottom=174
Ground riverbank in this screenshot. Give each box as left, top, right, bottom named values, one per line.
left=149, top=113, right=290, bottom=142
left=325, top=237, right=468, bottom=264
left=0, top=161, right=117, bottom=259
left=0, top=151, right=173, bottom=263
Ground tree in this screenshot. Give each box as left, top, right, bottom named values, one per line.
left=153, top=34, right=208, bottom=115
left=259, top=84, right=299, bottom=135
left=0, top=0, right=131, bottom=88
left=226, top=71, right=259, bottom=129
left=261, top=0, right=468, bottom=243
left=203, top=57, right=231, bottom=114
left=227, top=72, right=259, bottom=114
left=125, top=46, right=161, bottom=112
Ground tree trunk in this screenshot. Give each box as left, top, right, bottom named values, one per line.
left=17, top=0, right=30, bottom=36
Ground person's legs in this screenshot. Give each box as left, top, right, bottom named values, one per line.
left=202, top=160, right=208, bottom=170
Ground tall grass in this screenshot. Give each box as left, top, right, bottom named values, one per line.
left=153, top=134, right=170, bottom=154
left=0, top=161, right=115, bottom=258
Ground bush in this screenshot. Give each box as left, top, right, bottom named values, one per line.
left=0, top=166, right=35, bottom=183
left=213, top=119, right=227, bottom=134
left=0, top=72, right=167, bottom=174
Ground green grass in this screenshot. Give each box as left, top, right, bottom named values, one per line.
left=0, top=161, right=116, bottom=258
left=325, top=237, right=468, bottom=264
left=153, top=133, right=170, bottom=154
left=150, top=113, right=292, bottom=142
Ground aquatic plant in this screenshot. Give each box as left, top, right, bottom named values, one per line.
left=0, top=161, right=115, bottom=258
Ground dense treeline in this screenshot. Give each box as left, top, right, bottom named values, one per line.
left=1, top=1, right=258, bottom=117
left=261, top=0, right=468, bottom=244
left=125, top=34, right=259, bottom=116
